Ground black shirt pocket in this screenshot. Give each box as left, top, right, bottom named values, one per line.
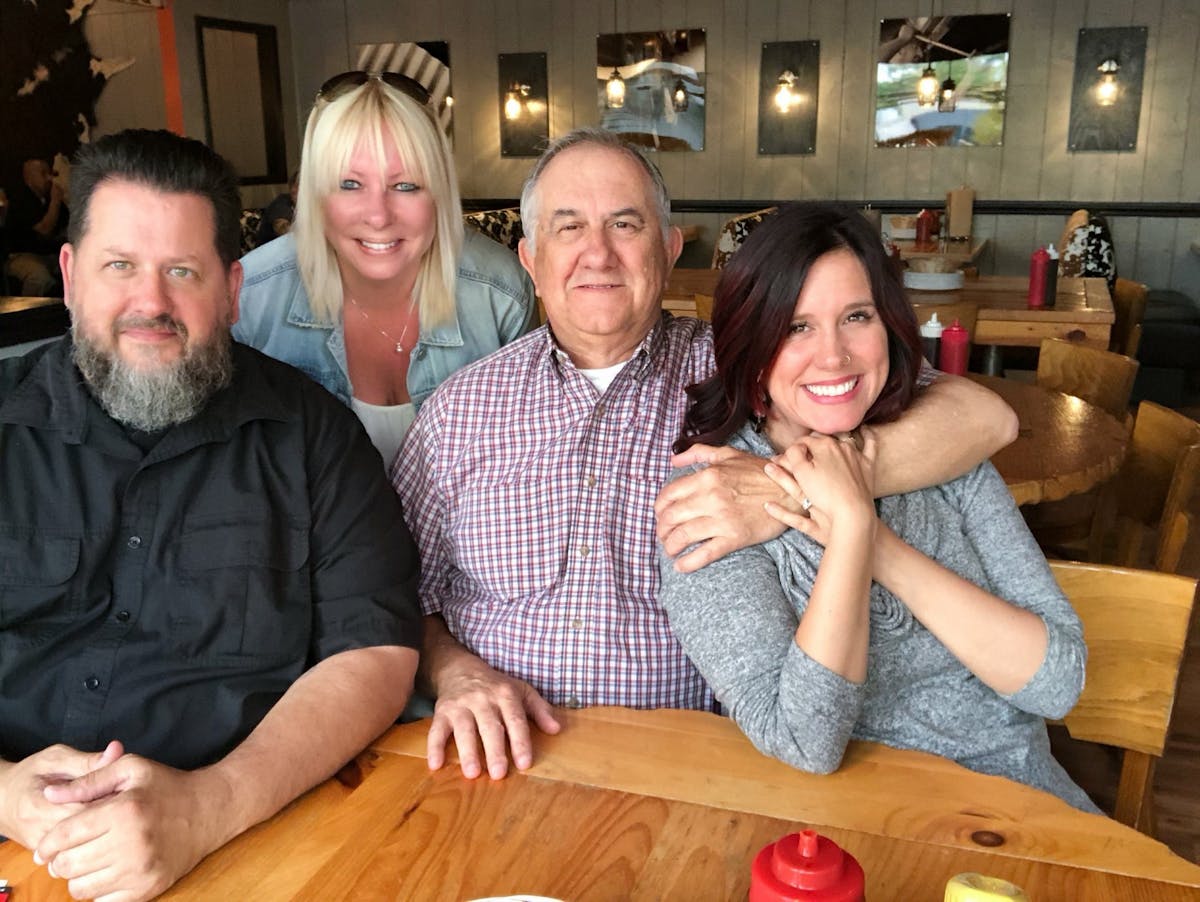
left=0, top=530, right=81, bottom=628
left=175, top=514, right=311, bottom=661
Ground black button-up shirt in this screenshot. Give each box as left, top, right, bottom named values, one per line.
left=0, top=339, right=420, bottom=769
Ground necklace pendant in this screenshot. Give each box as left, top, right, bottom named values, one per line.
left=395, top=342, right=404, bottom=353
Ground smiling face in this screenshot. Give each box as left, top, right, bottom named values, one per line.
left=518, top=143, right=682, bottom=368
left=320, top=136, right=437, bottom=293
left=61, top=178, right=241, bottom=371
left=762, top=247, right=890, bottom=448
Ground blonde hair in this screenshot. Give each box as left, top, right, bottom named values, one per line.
left=293, top=78, right=462, bottom=326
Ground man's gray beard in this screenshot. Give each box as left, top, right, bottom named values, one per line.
left=72, top=321, right=234, bottom=432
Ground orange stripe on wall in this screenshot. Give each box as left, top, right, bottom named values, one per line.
left=157, top=3, right=184, bottom=135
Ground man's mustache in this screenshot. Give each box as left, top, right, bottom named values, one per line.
left=115, top=314, right=188, bottom=337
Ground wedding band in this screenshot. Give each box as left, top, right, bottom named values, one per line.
left=801, top=496, right=813, bottom=513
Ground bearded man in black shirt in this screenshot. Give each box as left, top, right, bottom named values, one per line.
left=0, top=130, right=421, bottom=901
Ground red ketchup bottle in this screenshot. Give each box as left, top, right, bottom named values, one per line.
left=1027, top=246, right=1050, bottom=309
left=750, top=829, right=865, bottom=902
left=939, top=319, right=970, bottom=375
left=915, top=208, right=939, bottom=246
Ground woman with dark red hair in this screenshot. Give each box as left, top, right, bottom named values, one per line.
left=659, top=202, right=1096, bottom=811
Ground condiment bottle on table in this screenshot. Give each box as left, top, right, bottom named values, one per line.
left=750, top=829, right=865, bottom=901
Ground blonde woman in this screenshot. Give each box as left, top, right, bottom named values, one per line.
left=236, top=72, right=535, bottom=466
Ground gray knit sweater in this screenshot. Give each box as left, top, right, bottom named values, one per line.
left=658, top=425, right=1098, bottom=812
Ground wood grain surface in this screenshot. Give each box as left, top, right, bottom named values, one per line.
left=3, top=708, right=1199, bottom=900
left=968, top=374, right=1130, bottom=506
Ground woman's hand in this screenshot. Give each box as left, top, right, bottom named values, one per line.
left=762, top=429, right=878, bottom=546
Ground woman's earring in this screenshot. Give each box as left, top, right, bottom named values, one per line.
left=751, top=387, right=771, bottom=433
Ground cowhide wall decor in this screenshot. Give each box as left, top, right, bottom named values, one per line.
left=1, top=0, right=133, bottom=187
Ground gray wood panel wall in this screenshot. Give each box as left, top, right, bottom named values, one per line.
left=83, top=0, right=1200, bottom=293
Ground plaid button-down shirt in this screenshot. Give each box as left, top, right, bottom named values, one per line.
left=394, top=315, right=716, bottom=711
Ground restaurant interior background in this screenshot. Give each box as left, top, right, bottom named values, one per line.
left=2, top=0, right=1195, bottom=295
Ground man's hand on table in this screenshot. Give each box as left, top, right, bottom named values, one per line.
left=33, top=742, right=235, bottom=902
left=0, top=742, right=124, bottom=850
left=655, top=444, right=800, bottom=572
left=427, top=656, right=561, bottom=781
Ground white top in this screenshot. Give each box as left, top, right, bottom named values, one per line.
left=351, top=397, right=416, bottom=472
left=577, top=359, right=633, bottom=394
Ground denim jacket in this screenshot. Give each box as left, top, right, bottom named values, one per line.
left=233, top=229, right=536, bottom=410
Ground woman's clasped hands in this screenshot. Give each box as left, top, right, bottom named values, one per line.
left=762, top=428, right=878, bottom=546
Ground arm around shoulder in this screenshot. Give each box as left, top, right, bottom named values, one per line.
left=871, top=372, right=1017, bottom=496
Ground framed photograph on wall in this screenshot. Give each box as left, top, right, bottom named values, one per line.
left=875, top=14, right=1010, bottom=148
left=596, top=29, right=705, bottom=152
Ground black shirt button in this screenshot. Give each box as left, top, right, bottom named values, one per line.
left=84, top=677, right=100, bottom=691
left=127, top=535, right=142, bottom=549
left=116, top=610, right=131, bottom=622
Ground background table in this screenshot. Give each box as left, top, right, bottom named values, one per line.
left=910, top=276, right=1114, bottom=350
left=968, top=374, right=1129, bottom=506
left=666, top=271, right=1114, bottom=354
left=891, top=237, right=988, bottom=265
left=4, top=708, right=1197, bottom=900
left=0, top=295, right=68, bottom=347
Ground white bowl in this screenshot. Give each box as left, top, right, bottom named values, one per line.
left=903, top=270, right=964, bottom=291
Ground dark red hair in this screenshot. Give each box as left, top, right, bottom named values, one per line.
left=677, top=201, right=922, bottom=452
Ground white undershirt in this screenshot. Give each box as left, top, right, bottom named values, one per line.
left=575, top=358, right=633, bottom=394
left=351, top=398, right=415, bottom=472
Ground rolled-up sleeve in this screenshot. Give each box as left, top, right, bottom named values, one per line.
left=957, top=464, right=1087, bottom=719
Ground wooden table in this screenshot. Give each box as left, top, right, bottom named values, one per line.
left=891, top=237, right=988, bottom=265
left=665, top=271, right=1114, bottom=353
left=4, top=708, right=1197, bottom=900
left=909, top=276, right=1114, bottom=350
left=0, top=295, right=68, bottom=347
left=969, top=374, right=1130, bottom=506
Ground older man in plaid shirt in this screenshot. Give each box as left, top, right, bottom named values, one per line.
left=393, top=128, right=1017, bottom=782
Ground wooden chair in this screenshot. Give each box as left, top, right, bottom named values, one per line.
left=1089, top=402, right=1200, bottom=572
left=1049, top=560, right=1199, bottom=834
left=1035, top=338, right=1138, bottom=421
left=1110, top=278, right=1148, bottom=359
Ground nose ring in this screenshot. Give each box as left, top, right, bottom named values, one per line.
left=842, top=354, right=851, bottom=366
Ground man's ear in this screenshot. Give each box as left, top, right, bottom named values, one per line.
left=226, top=260, right=243, bottom=325
left=665, top=225, right=684, bottom=270
left=517, top=236, right=539, bottom=292
left=60, top=243, right=76, bottom=310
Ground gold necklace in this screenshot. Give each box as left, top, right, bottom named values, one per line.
left=348, top=295, right=417, bottom=354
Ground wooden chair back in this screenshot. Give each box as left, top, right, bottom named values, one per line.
left=1090, top=402, right=1200, bottom=572
left=1111, top=278, right=1148, bottom=358
left=711, top=207, right=777, bottom=269
left=1035, top=338, right=1138, bottom=421
left=1057, top=209, right=1090, bottom=261
left=1050, top=559, right=1198, bottom=832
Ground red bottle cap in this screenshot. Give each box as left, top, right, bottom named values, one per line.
left=749, top=829, right=865, bottom=901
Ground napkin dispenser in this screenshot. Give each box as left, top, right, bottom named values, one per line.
left=946, top=185, right=975, bottom=240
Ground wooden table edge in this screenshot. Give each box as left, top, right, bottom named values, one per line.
left=373, top=708, right=1200, bottom=887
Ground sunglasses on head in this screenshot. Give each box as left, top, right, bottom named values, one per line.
left=316, top=71, right=431, bottom=106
